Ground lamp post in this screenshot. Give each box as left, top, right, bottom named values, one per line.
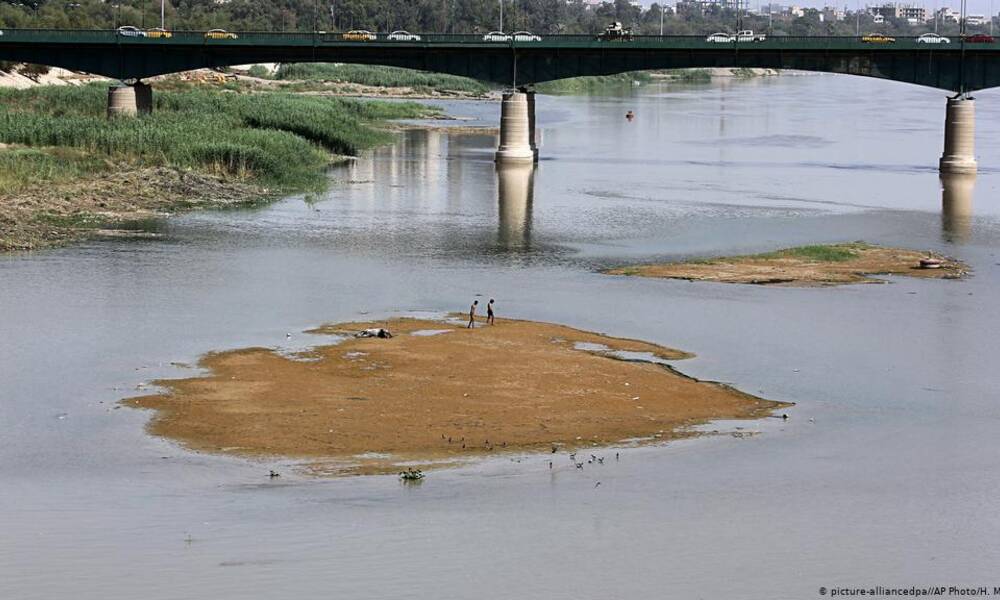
left=499, top=0, right=503, bottom=31
left=160, top=0, right=165, bottom=30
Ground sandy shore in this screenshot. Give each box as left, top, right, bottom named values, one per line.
left=607, top=243, right=969, bottom=286
left=127, top=317, right=788, bottom=475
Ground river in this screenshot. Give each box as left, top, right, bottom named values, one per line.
left=2, top=73, right=999, bottom=599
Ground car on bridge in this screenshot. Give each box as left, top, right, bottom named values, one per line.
left=483, top=31, right=512, bottom=42
left=205, top=29, right=238, bottom=40
left=146, top=27, right=173, bottom=39
left=116, top=26, right=147, bottom=38
left=343, top=30, right=377, bottom=42
left=736, top=30, right=766, bottom=42
left=916, top=33, right=950, bottom=44
left=513, top=31, right=542, bottom=42
left=963, top=33, right=996, bottom=43
left=706, top=32, right=735, bottom=43
left=387, top=30, right=421, bottom=41
left=861, top=33, right=896, bottom=43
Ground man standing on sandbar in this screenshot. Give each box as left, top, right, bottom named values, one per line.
left=487, top=299, right=495, bottom=325
left=468, top=299, right=478, bottom=328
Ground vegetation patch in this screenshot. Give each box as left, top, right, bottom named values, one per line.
left=0, top=85, right=438, bottom=250
left=606, top=243, right=970, bottom=286
left=655, top=69, right=714, bottom=82
left=536, top=72, right=653, bottom=95
left=273, top=63, right=491, bottom=96
left=754, top=243, right=863, bottom=263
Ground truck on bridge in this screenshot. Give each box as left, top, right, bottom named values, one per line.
left=598, top=22, right=634, bottom=42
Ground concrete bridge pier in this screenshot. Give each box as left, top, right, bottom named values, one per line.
left=525, top=89, right=539, bottom=162
left=107, top=81, right=153, bottom=118
left=495, top=91, right=535, bottom=164
left=134, top=82, right=153, bottom=115
left=939, top=96, right=977, bottom=174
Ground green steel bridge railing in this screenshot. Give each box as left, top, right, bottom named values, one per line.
left=0, top=29, right=996, bottom=51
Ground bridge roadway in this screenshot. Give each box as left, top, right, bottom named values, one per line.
left=1, top=30, right=1000, bottom=91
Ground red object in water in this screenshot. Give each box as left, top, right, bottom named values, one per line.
left=964, top=34, right=995, bottom=43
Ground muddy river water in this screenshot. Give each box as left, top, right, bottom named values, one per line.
left=3, top=74, right=1000, bottom=598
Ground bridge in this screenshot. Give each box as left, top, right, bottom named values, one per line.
left=0, top=29, right=988, bottom=172
left=1, top=30, right=999, bottom=91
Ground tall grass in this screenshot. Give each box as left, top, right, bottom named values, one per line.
left=274, top=63, right=490, bottom=94
left=0, top=85, right=437, bottom=190
left=0, top=147, right=108, bottom=195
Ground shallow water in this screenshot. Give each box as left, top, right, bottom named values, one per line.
left=3, top=74, right=1000, bottom=598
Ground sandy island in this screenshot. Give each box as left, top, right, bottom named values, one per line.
left=127, top=317, right=788, bottom=475
left=607, top=243, right=969, bottom=286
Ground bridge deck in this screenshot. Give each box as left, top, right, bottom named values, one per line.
left=1, top=30, right=997, bottom=91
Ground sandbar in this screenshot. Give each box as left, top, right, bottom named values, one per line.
left=607, top=243, right=968, bottom=286
left=127, top=317, right=788, bottom=475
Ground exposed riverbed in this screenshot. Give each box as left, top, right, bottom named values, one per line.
left=130, top=317, right=784, bottom=474
left=3, top=74, right=1000, bottom=599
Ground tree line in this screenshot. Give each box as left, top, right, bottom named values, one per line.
left=0, top=0, right=969, bottom=37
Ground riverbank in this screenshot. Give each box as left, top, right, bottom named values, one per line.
left=0, top=85, right=439, bottom=251
left=232, top=63, right=496, bottom=100
left=0, top=165, right=270, bottom=251
left=127, top=317, right=788, bottom=475
left=607, top=243, right=969, bottom=286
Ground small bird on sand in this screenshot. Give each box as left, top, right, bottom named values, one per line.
left=597, top=457, right=604, bottom=465
left=615, top=452, right=620, bottom=461
left=594, top=481, right=601, bottom=488
left=575, top=462, right=584, bottom=469
left=548, top=461, right=553, bottom=469
left=268, top=470, right=280, bottom=478
left=551, top=445, right=557, bottom=454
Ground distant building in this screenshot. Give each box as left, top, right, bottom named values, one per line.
left=897, top=5, right=927, bottom=22
left=822, top=6, right=847, bottom=21
left=676, top=0, right=741, bottom=12
left=867, top=4, right=898, bottom=19
left=935, top=7, right=960, bottom=23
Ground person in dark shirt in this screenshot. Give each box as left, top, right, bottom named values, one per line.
left=487, top=299, right=495, bottom=325
left=468, top=299, right=478, bottom=328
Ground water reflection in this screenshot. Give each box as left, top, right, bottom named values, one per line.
left=496, top=162, right=535, bottom=250
left=941, top=174, right=975, bottom=243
